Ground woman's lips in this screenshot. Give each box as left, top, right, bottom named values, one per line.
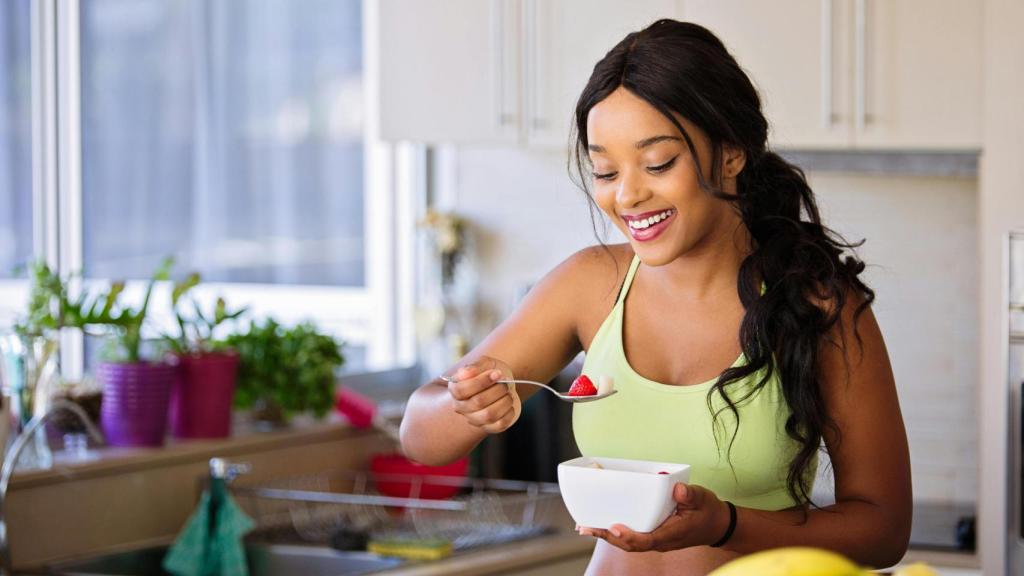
left=625, top=211, right=675, bottom=242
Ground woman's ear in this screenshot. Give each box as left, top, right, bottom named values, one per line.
left=722, top=145, right=747, bottom=179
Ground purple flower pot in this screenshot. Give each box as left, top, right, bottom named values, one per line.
left=169, top=352, right=239, bottom=439
left=98, top=361, right=177, bottom=447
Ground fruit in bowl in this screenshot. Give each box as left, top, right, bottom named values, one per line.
left=557, top=456, right=690, bottom=532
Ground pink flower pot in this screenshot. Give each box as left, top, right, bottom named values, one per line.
left=169, top=352, right=239, bottom=439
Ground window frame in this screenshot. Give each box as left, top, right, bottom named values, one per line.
left=0, top=0, right=416, bottom=378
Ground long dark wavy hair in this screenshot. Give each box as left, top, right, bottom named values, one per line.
left=570, top=19, right=875, bottom=508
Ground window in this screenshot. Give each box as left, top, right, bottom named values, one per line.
left=80, top=0, right=365, bottom=286
left=2, top=0, right=417, bottom=373
left=0, top=2, right=33, bottom=280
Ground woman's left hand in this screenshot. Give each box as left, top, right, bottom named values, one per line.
left=578, top=482, right=731, bottom=552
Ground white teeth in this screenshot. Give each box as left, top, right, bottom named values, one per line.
left=628, top=209, right=674, bottom=230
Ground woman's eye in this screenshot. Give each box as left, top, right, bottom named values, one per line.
left=591, top=155, right=677, bottom=181
left=648, top=156, right=679, bottom=173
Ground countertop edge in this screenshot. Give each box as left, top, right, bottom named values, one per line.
left=9, top=419, right=370, bottom=491
left=384, top=534, right=595, bottom=576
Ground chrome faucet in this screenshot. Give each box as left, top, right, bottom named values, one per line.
left=0, top=399, right=104, bottom=575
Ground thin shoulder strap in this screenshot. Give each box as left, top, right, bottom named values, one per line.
left=615, top=254, right=642, bottom=306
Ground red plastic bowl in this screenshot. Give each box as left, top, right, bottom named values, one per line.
left=370, top=453, right=469, bottom=500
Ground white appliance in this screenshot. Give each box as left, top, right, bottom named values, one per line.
left=1008, top=232, right=1024, bottom=574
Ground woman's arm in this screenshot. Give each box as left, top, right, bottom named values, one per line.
left=586, top=293, right=912, bottom=569
left=718, top=296, right=912, bottom=567
left=400, top=247, right=617, bottom=466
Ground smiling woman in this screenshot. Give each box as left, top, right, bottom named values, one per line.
left=400, top=18, right=911, bottom=575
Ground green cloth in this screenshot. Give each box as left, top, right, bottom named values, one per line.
left=163, top=478, right=254, bottom=576
left=573, top=254, right=816, bottom=512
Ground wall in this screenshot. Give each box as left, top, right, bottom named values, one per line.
left=979, top=0, right=1024, bottom=573
left=446, top=146, right=979, bottom=505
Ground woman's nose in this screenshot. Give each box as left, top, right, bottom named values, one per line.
left=615, top=169, right=650, bottom=207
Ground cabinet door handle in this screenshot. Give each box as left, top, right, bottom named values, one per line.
left=854, top=0, right=869, bottom=130
left=821, top=0, right=834, bottom=128
left=524, top=0, right=546, bottom=131
left=491, top=0, right=513, bottom=127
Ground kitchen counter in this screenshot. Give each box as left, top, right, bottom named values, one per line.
left=9, top=415, right=364, bottom=491
left=7, top=418, right=394, bottom=570
left=384, top=533, right=595, bottom=576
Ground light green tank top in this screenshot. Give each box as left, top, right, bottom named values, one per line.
left=573, top=255, right=814, bottom=511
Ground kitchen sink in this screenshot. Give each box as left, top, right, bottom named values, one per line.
left=46, top=544, right=405, bottom=576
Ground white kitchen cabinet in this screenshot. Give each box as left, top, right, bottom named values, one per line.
left=525, top=0, right=681, bottom=150
left=378, top=0, right=521, bottom=144
left=853, top=0, right=982, bottom=149
left=679, top=0, right=854, bottom=149
left=377, top=0, right=681, bottom=147
left=679, top=0, right=982, bottom=150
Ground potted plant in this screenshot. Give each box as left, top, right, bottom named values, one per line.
left=0, top=261, right=69, bottom=469
left=4, top=262, right=65, bottom=423
left=6, top=259, right=182, bottom=448
left=5, top=262, right=117, bottom=462
left=223, top=318, right=344, bottom=428
left=91, top=258, right=179, bottom=447
left=163, top=274, right=246, bottom=439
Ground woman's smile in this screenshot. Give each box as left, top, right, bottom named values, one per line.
left=622, top=208, right=677, bottom=242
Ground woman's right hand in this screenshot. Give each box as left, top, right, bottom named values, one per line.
left=445, top=356, right=521, bottom=434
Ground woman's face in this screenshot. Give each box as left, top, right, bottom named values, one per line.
left=586, top=86, right=744, bottom=267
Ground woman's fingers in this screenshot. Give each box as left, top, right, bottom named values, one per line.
left=444, top=356, right=520, bottom=433
left=578, top=510, right=700, bottom=553
left=579, top=525, right=655, bottom=552
left=608, top=524, right=659, bottom=552
left=447, top=368, right=501, bottom=400
left=464, top=394, right=514, bottom=427
left=480, top=403, right=517, bottom=434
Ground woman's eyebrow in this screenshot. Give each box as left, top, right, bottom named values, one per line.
left=635, top=135, right=681, bottom=149
left=587, top=135, right=681, bottom=153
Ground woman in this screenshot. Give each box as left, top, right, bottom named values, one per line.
left=400, top=19, right=911, bottom=575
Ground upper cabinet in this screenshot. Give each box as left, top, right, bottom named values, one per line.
left=378, top=0, right=680, bottom=149
left=680, top=0, right=982, bottom=150
left=523, top=0, right=681, bottom=149
left=378, top=0, right=521, bottom=144
left=854, top=0, right=982, bottom=149
left=379, top=0, right=982, bottom=151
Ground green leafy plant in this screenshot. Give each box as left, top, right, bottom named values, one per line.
left=15, top=257, right=174, bottom=362
left=13, top=260, right=123, bottom=337
left=223, top=318, right=344, bottom=419
left=163, top=272, right=247, bottom=356
left=96, top=257, right=173, bottom=363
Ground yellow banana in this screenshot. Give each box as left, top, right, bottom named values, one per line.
left=893, top=563, right=939, bottom=576
left=708, top=547, right=871, bottom=576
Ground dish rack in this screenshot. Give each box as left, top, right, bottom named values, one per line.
left=229, top=470, right=565, bottom=552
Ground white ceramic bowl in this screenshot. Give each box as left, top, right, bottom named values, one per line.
left=557, top=456, right=690, bottom=533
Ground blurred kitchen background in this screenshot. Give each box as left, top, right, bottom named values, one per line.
left=0, top=0, right=1021, bottom=575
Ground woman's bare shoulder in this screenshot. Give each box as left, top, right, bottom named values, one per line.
left=542, top=243, right=634, bottom=341
left=551, top=243, right=632, bottom=297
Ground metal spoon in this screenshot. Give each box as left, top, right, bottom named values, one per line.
left=439, top=375, right=617, bottom=403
